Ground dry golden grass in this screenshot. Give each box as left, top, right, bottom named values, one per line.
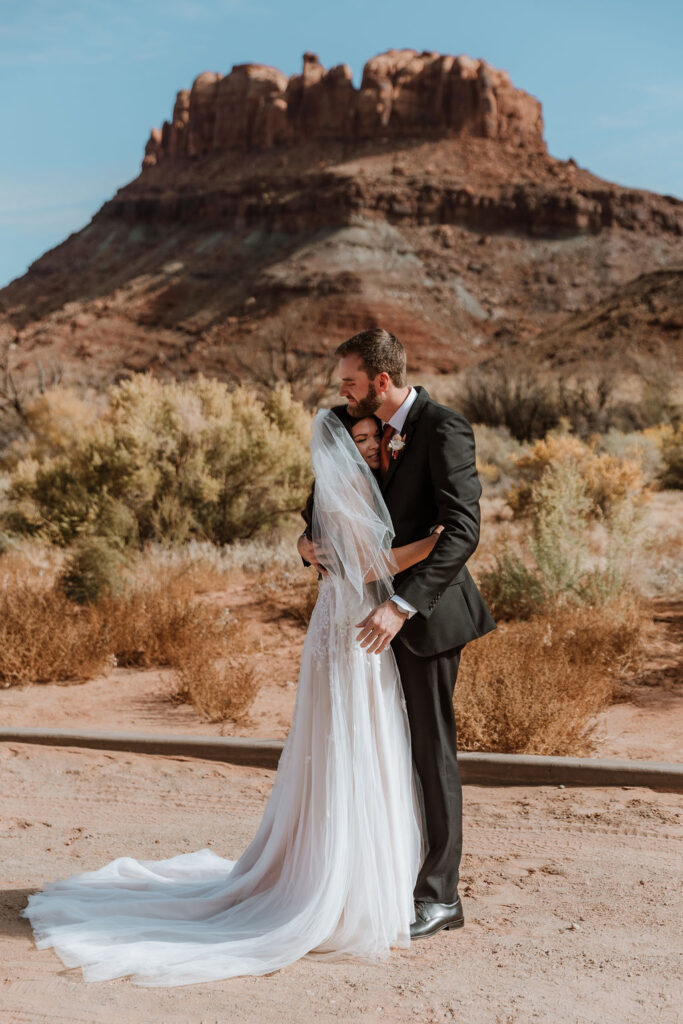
left=252, top=567, right=320, bottom=627
left=454, top=597, right=648, bottom=756
left=93, top=572, right=260, bottom=723
left=0, top=550, right=260, bottom=723
left=167, top=613, right=258, bottom=724
left=0, top=581, right=112, bottom=686
left=97, top=571, right=200, bottom=669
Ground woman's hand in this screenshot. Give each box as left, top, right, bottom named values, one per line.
left=297, top=534, right=329, bottom=576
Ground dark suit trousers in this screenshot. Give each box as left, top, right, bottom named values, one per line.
left=391, top=639, right=464, bottom=904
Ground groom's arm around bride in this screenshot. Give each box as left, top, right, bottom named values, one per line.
left=330, top=338, right=495, bottom=660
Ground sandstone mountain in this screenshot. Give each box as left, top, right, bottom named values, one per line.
left=1, top=48, right=681, bottom=393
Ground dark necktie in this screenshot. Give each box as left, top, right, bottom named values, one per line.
left=379, top=424, right=396, bottom=479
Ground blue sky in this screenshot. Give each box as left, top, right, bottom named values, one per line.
left=2, top=0, right=682, bottom=288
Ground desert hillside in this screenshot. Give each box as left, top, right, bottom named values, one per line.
left=1, top=48, right=681, bottom=390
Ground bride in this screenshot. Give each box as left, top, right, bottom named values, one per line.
left=20, top=409, right=442, bottom=987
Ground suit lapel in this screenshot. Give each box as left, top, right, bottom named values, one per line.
left=380, top=386, right=429, bottom=495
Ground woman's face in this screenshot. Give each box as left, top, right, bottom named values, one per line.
left=351, top=417, right=381, bottom=471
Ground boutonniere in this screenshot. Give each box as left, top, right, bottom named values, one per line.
left=388, top=433, right=407, bottom=459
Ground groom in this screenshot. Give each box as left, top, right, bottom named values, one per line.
left=299, top=328, right=496, bottom=939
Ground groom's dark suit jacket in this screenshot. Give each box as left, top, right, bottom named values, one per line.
left=332, top=386, right=496, bottom=657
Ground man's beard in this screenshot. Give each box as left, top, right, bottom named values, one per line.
left=347, top=381, right=382, bottom=418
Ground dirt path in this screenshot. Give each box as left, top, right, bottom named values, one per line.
left=1, top=742, right=681, bottom=1024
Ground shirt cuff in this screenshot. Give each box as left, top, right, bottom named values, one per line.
left=390, top=595, right=418, bottom=619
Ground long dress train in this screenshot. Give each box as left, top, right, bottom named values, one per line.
left=20, top=410, right=422, bottom=986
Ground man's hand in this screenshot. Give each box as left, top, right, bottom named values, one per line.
left=356, top=599, right=409, bottom=655
left=297, top=534, right=329, bottom=575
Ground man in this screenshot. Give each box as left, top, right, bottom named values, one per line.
left=298, top=328, right=496, bottom=939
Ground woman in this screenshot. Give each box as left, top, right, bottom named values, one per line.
left=302, top=414, right=441, bottom=571
left=20, top=410, right=442, bottom=987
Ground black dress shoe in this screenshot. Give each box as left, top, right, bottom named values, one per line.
left=410, top=897, right=465, bottom=939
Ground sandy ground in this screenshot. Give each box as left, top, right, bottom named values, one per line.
left=1, top=547, right=681, bottom=1021
left=1, top=742, right=681, bottom=1024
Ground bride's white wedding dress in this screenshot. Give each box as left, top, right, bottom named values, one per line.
left=21, top=410, right=422, bottom=986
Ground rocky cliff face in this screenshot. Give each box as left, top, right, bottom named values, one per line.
left=1, top=50, right=681, bottom=392
left=142, top=50, right=544, bottom=167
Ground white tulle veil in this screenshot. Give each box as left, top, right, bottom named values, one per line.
left=310, top=408, right=397, bottom=609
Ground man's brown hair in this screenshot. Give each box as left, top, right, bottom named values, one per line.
left=335, top=328, right=407, bottom=387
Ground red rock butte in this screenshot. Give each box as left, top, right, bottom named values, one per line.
left=1, top=48, right=680, bottom=389
left=142, top=49, right=546, bottom=167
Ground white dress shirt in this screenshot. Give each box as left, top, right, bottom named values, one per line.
left=384, top=388, right=420, bottom=620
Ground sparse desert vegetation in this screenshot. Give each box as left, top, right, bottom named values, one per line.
left=0, top=373, right=680, bottom=752
left=0, top=542, right=263, bottom=723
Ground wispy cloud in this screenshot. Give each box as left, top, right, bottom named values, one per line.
left=0, top=0, right=264, bottom=65
left=592, top=80, right=683, bottom=131
left=168, top=0, right=263, bottom=19
left=640, top=83, right=683, bottom=107
left=0, top=170, right=121, bottom=230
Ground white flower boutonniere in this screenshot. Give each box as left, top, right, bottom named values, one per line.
left=388, top=433, right=407, bottom=459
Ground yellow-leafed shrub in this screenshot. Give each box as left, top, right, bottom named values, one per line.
left=1, top=375, right=312, bottom=547
left=506, top=432, right=648, bottom=519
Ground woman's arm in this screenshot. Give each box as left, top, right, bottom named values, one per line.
left=392, top=526, right=443, bottom=572
left=363, top=527, right=443, bottom=582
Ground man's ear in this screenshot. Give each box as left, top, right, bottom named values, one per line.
left=377, top=371, right=391, bottom=394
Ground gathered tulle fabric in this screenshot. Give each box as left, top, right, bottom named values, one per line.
left=20, top=409, right=423, bottom=987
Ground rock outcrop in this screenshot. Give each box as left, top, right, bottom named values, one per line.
left=1, top=48, right=681, bottom=393
left=142, top=49, right=545, bottom=167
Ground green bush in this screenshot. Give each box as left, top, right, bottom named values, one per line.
left=58, top=536, right=125, bottom=605
left=1, top=376, right=312, bottom=548
left=659, top=423, right=683, bottom=489
left=478, top=545, right=546, bottom=620
left=481, top=460, right=642, bottom=620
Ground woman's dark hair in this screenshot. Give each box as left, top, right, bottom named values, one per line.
left=301, top=411, right=381, bottom=539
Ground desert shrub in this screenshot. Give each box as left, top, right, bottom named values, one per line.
left=230, top=309, right=336, bottom=410
left=284, top=577, right=320, bottom=626
left=57, top=536, right=125, bottom=605
left=251, top=567, right=321, bottom=627
left=480, top=456, right=643, bottom=618
left=472, top=423, right=525, bottom=492
left=0, top=554, right=261, bottom=721
left=168, top=612, right=258, bottom=723
left=608, top=371, right=682, bottom=432
left=454, top=597, right=646, bottom=755
left=594, top=428, right=664, bottom=485
left=506, top=430, right=648, bottom=520
left=458, top=359, right=680, bottom=441
left=1, top=375, right=312, bottom=547
left=651, top=423, right=683, bottom=489
left=477, top=545, right=546, bottom=620
left=0, top=582, right=111, bottom=686
left=96, top=567, right=260, bottom=722
left=1, top=386, right=102, bottom=468
left=635, top=491, right=683, bottom=599
left=460, top=363, right=560, bottom=442
left=529, top=460, right=594, bottom=601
